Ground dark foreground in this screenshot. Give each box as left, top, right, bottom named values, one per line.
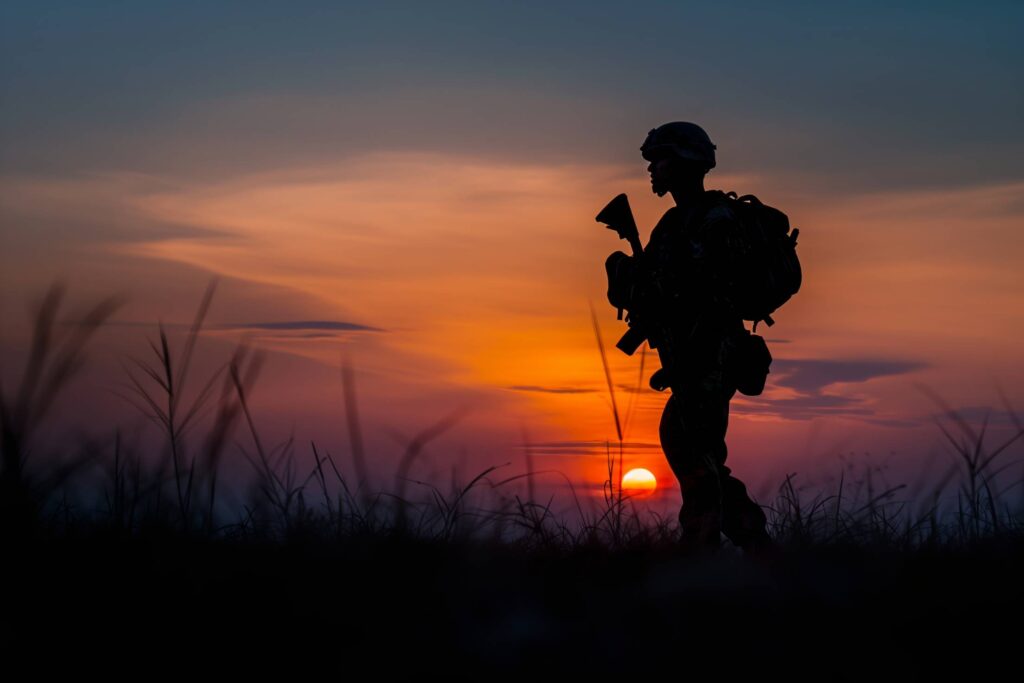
left=4, top=530, right=1022, bottom=681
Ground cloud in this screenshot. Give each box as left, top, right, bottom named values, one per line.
left=771, top=358, right=927, bottom=394
left=87, top=319, right=383, bottom=335
left=615, top=383, right=654, bottom=394
left=563, top=355, right=935, bottom=426
left=733, top=393, right=871, bottom=420
left=4, top=4, right=1021, bottom=195
left=729, top=356, right=929, bottom=425
left=220, top=320, right=383, bottom=332
left=67, top=320, right=191, bottom=329
left=519, top=440, right=662, bottom=457
left=0, top=174, right=241, bottom=252
left=265, top=332, right=344, bottom=340
left=733, top=393, right=921, bottom=427
left=507, top=385, right=597, bottom=395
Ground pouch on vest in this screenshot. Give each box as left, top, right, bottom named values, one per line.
left=726, top=331, right=772, bottom=396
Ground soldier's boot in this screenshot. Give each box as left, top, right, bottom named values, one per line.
left=722, top=499, right=779, bottom=564
left=678, top=506, right=723, bottom=556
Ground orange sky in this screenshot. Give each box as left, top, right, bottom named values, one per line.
left=2, top=151, right=1022, bottom=520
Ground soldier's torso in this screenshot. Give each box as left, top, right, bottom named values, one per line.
left=640, top=192, right=745, bottom=382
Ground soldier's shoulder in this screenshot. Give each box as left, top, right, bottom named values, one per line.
left=689, top=193, right=736, bottom=240
left=700, top=190, right=739, bottom=224
left=649, top=206, right=686, bottom=237
left=657, top=205, right=685, bottom=224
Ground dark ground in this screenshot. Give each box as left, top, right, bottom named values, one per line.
left=5, top=281, right=1022, bottom=679
left=4, top=530, right=1022, bottom=680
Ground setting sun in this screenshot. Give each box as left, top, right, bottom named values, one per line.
left=622, top=468, right=658, bottom=497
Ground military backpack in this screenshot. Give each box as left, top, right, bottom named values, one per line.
left=706, top=190, right=802, bottom=332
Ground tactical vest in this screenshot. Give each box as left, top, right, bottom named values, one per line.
left=639, top=193, right=746, bottom=377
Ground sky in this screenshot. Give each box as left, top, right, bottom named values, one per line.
left=2, top=1, right=1022, bottom=523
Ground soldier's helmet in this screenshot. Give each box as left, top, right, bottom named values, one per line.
left=640, top=121, right=717, bottom=170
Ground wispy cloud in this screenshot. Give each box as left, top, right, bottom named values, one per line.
left=732, top=356, right=928, bottom=425
left=507, top=385, right=597, bottom=395
left=221, top=320, right=383, bottom=332
left=733, top=393, right=920, bottom=427
left=771, top=358, right=927, bottom=394
left=519, top=440, right=662, bottom=457
left=88, top=319, right=383, bottom=334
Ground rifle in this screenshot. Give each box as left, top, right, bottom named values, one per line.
left=596, top=193, right=655, bottom=356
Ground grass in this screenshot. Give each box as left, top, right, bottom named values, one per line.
left=2, top=280, right=1024, bottom=676
left=2, top=279, right=1023, bottom=549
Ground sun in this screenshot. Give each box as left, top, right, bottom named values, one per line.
left=621, top=468, right=657, bottom=497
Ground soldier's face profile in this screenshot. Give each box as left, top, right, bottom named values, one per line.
left=647, top=156, right=674, bottom=197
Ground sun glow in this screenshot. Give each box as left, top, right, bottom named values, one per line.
left=621, top=468, right=657, bottom=497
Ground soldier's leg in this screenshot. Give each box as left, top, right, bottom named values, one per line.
left=718, top=464, right=772, bottom=550
left=713, top=386, right=774, bottom=551
left=659, top=384, right=729, bottom=550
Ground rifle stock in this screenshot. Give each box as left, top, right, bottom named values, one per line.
left=597, top=193, right=656, bottom=355
left=596, top=193, right=643, bottom=257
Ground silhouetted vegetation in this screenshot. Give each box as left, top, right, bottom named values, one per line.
left=2, top=281, right=1022, bottom=678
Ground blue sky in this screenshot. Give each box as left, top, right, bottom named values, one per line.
left=3, top=1, right=1021, bottom=189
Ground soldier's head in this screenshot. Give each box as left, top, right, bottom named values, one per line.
left=641, top=122, right=716, bottom=197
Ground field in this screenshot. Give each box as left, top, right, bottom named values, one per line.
left=3, top=282, right=1023, bottom=679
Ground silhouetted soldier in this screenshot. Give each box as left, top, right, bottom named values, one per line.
left=605, top=122, right=775, bottom=555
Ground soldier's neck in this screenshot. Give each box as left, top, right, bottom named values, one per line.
left=669, top=181, right=706, bottom=208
